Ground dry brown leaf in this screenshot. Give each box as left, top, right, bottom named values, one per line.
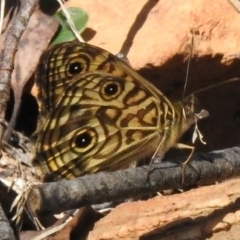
left=20, top=207, right=100, bottom=240
left=5, top=7, right=59, bottom=139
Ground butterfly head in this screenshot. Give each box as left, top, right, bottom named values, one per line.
left=179, top=94, right=209, bottom=144
left=181, top=94, right=208, bottom=120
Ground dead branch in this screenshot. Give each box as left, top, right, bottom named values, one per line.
left=0, top=0, right=38, bottom=141
left=26, top=146, right=240, bottom=216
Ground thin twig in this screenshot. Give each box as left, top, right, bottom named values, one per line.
left=0, top=0, right=5, bottom=34
left=0, top=0, right=38, bottom=142
left=56, top=0, right=84, bottom=42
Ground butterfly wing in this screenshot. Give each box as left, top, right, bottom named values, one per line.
left=35, top=72, right=173, bottom=179
left=36, top=41, right=171, bottom=115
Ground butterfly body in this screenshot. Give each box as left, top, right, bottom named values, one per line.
left=34, top=41, right=207, bottom=180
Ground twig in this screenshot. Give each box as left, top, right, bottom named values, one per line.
left=26, top=146, right=240, bottom=216
left=0, top=202, right=15, bottom=240
left=0, top=0, right=38, bottom=142
left=228, top=0, right=240, bottom=12
left=0, top=0, right=5, bottom=34
left=56, top=0, right=84, bottom=42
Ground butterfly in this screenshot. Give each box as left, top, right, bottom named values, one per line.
left=34, top=41, right=208, bottom=180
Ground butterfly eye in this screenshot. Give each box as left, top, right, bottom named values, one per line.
left=71, top=128, right=97, bottom=153
left=68, top=62, right=84, bottom=75
left=101, top=80, right=122, bottom=100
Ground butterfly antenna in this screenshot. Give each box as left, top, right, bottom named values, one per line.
left=190, top=77, right=240, bottom=96
left=182, top=32, right=195, bottom=100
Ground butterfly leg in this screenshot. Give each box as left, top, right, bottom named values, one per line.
left=175, top=143, right=195, bottom=184
left=146, top=135, right=167, bottom=177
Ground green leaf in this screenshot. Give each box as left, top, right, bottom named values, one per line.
left=52, top=7, right=88, bottom=45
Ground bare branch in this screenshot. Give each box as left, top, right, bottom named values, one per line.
left=0, top=0, right=38, bottom=142
left=26, top=146, right=240, bottom=216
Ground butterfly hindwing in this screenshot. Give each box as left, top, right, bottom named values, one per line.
left=35, top=72, right=169, bottom=179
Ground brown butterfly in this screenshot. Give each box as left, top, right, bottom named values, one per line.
left=34, top=41, right=208, bottom=180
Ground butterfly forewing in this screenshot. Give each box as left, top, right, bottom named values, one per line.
left=36, top=41, right=169, bottom=116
